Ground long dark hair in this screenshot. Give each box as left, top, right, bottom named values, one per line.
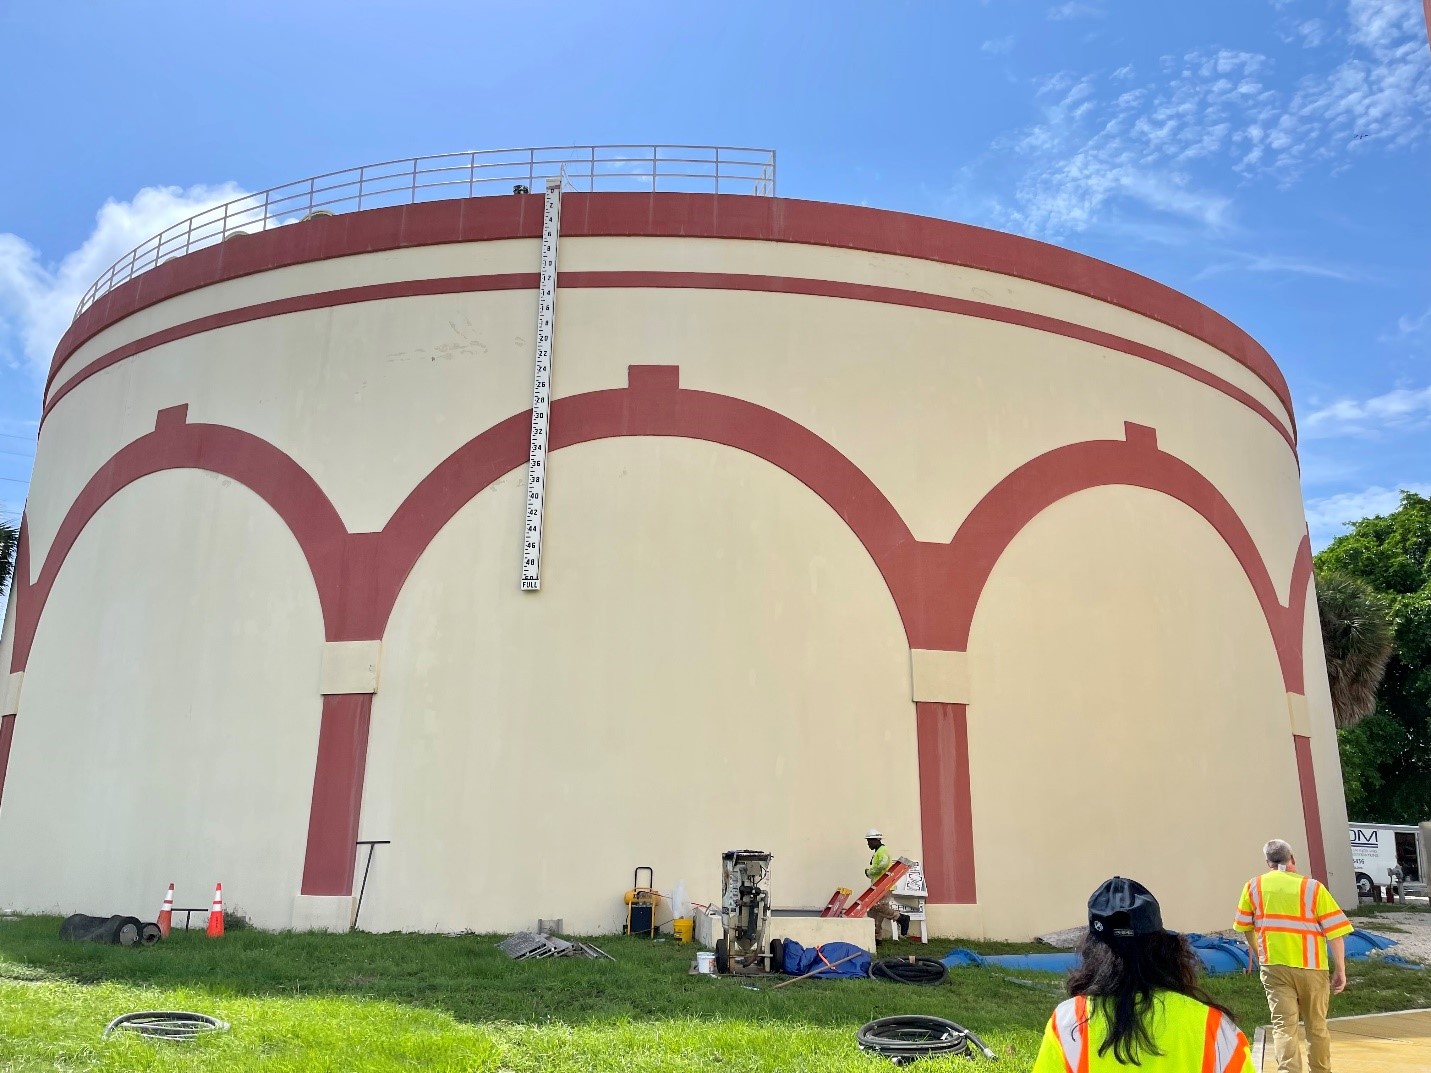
left=1066, top=932, right=1237, bottom=1064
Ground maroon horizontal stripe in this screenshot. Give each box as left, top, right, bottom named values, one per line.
left=49, top=193, right=1294, bottom=430
left=42, top=270, right=1296, bottom=450
left=564, top=272, right=1296, bottom=451
left=45, top=273, right=539, bottom=417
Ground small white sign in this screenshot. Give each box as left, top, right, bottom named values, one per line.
left=893, top=861, right=928, bottom=897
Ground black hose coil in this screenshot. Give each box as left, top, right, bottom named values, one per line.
left=869, top=956, right=949, bottom=986
left=103, top=1011, right=230, bottom=1041
left=857, top=1015, right=997, bottom=1062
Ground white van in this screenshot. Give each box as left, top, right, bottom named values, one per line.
left=1348, top=823, right=1423, bottom=896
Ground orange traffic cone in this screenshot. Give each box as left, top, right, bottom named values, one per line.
left=206, top=883, right=224, bottom=938
left=157, top=883, right=175, bottom=938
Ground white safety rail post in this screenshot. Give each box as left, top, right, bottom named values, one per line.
left=521, top=177, right=563, bottom=591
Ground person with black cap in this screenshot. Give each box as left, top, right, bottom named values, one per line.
left=1031, top=877, right=1255, bottom=1072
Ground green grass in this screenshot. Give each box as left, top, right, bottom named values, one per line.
left=0, top=917, right=1427, bottom=1072
left=1348, top=901, right=1431, bottom=916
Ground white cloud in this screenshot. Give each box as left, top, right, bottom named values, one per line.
left=981, top=36, right=1015, bottom=55
left=1048, top=2, right=1106, bottom=19
left=977, top=58, right=1255, bottom=237
left=1277, top=13, right=1331, bottom=47
left=1306, top=484, right=1431, bottom=547
left=1296, top=18, right=1329, bottom=46
left=0, top=183, right=248, bottom=378
left=1275, top=0, right=1431, bottom=177
left=1304, top=384, right=1431, bottom=437
left=963, top=0, right=1430, bottom=238
left=1116, top=173, right=1234, bottom=228
left=1383, top=305, right=1431, bottom=341
left=1195, top=251, right=1368, bottom=281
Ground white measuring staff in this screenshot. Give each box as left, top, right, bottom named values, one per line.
left=521, top=177, right=563, bottom=591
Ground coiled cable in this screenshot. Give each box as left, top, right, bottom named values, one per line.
left=869, top=956, right=949, bottom=986
left=857, top=1015, right=997, bottom=1063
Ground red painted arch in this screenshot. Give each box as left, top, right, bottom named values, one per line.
left=50, top=193, right=1294, bottom=433
left=8, top=405, right=349, bottom=676
left=932, top=422, right=1309, bottom=692
left=3, top=369, right=1325, bottom=900
left=363, top=364, right=917, bottom=641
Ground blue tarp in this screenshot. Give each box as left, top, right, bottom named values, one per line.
left=942, top=929, right=1407, bottom=976
left=779, top=940, right=871, bottom=979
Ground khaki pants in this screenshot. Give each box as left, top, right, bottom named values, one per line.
left=869, top=897, right=902, bottom=939
left=1260, top=964, right=1331, bottom=1073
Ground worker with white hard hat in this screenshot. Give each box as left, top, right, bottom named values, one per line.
left=863, top=828, right=910, bottom=940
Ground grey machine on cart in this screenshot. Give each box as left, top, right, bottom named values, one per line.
left=715, top=850, right=782, bottom=975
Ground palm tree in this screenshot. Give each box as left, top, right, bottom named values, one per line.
left=1316, top=570, right=1394, bottom=728
left=0, top=519, right=16, bottom=602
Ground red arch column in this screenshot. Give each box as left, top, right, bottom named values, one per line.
left=910, top=423, right=1326, bottom=885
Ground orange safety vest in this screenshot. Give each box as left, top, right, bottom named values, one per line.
left=1233, top=870, right=1352, bottom=970
left=1031, top=991, right=1254, bottom=1073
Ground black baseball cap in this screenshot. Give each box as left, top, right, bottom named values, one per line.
left=1087, top=877, right=1170, bottom=943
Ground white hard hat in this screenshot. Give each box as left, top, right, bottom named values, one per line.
left=866, top=828, right=883, bottom=839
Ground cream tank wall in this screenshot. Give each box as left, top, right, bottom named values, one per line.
left=0, top=152, right=1351, bottom=938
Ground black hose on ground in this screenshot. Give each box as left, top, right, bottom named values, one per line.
left=857, top=1015, right=998, bottom=1063
left=869, top=956, right=949, bottom=986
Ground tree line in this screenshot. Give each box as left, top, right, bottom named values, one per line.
left=1316, top=491, right=1431, bottom=824
left=0, top=519, right=14, bottom=605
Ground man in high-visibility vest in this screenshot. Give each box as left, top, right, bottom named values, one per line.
left=863, top=828, right=909, bottom=940
left=1233, top=839, right=1353, bottom=1073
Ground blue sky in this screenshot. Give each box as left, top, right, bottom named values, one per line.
left=1, top=0, right=1427, bottom=550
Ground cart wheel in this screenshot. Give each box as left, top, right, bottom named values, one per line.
left=714, top=938, right=729, bottom=975
left=769, top=938, right=784, bottom=974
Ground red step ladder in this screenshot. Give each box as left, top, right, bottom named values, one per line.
left=841, top=858, right=911, bottom=918
left=819, top=887, right=852, bottom=918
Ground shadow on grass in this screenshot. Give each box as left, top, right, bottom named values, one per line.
left=0, top=916, right=1062, bottom=1037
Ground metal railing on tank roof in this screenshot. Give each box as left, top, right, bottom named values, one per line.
left=73, top=144, right=777, bottom=319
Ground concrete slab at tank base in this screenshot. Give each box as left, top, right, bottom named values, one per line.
left=768, top=915, right=876, bottom=952
left=1255, top=1008, right=1431, bottom=1072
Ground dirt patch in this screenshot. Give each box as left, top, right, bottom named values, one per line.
left=1357, top=910, right=1431, bottom=963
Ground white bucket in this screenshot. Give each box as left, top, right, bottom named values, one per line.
left=695, top=951, right=716, bottom=974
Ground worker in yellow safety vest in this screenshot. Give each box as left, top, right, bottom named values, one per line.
left=863, top=828, right=910, bottom=940
left=1032, top=877, right=1255, bottom=1073
left=1233, top=839, right=1352, bottom=1073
